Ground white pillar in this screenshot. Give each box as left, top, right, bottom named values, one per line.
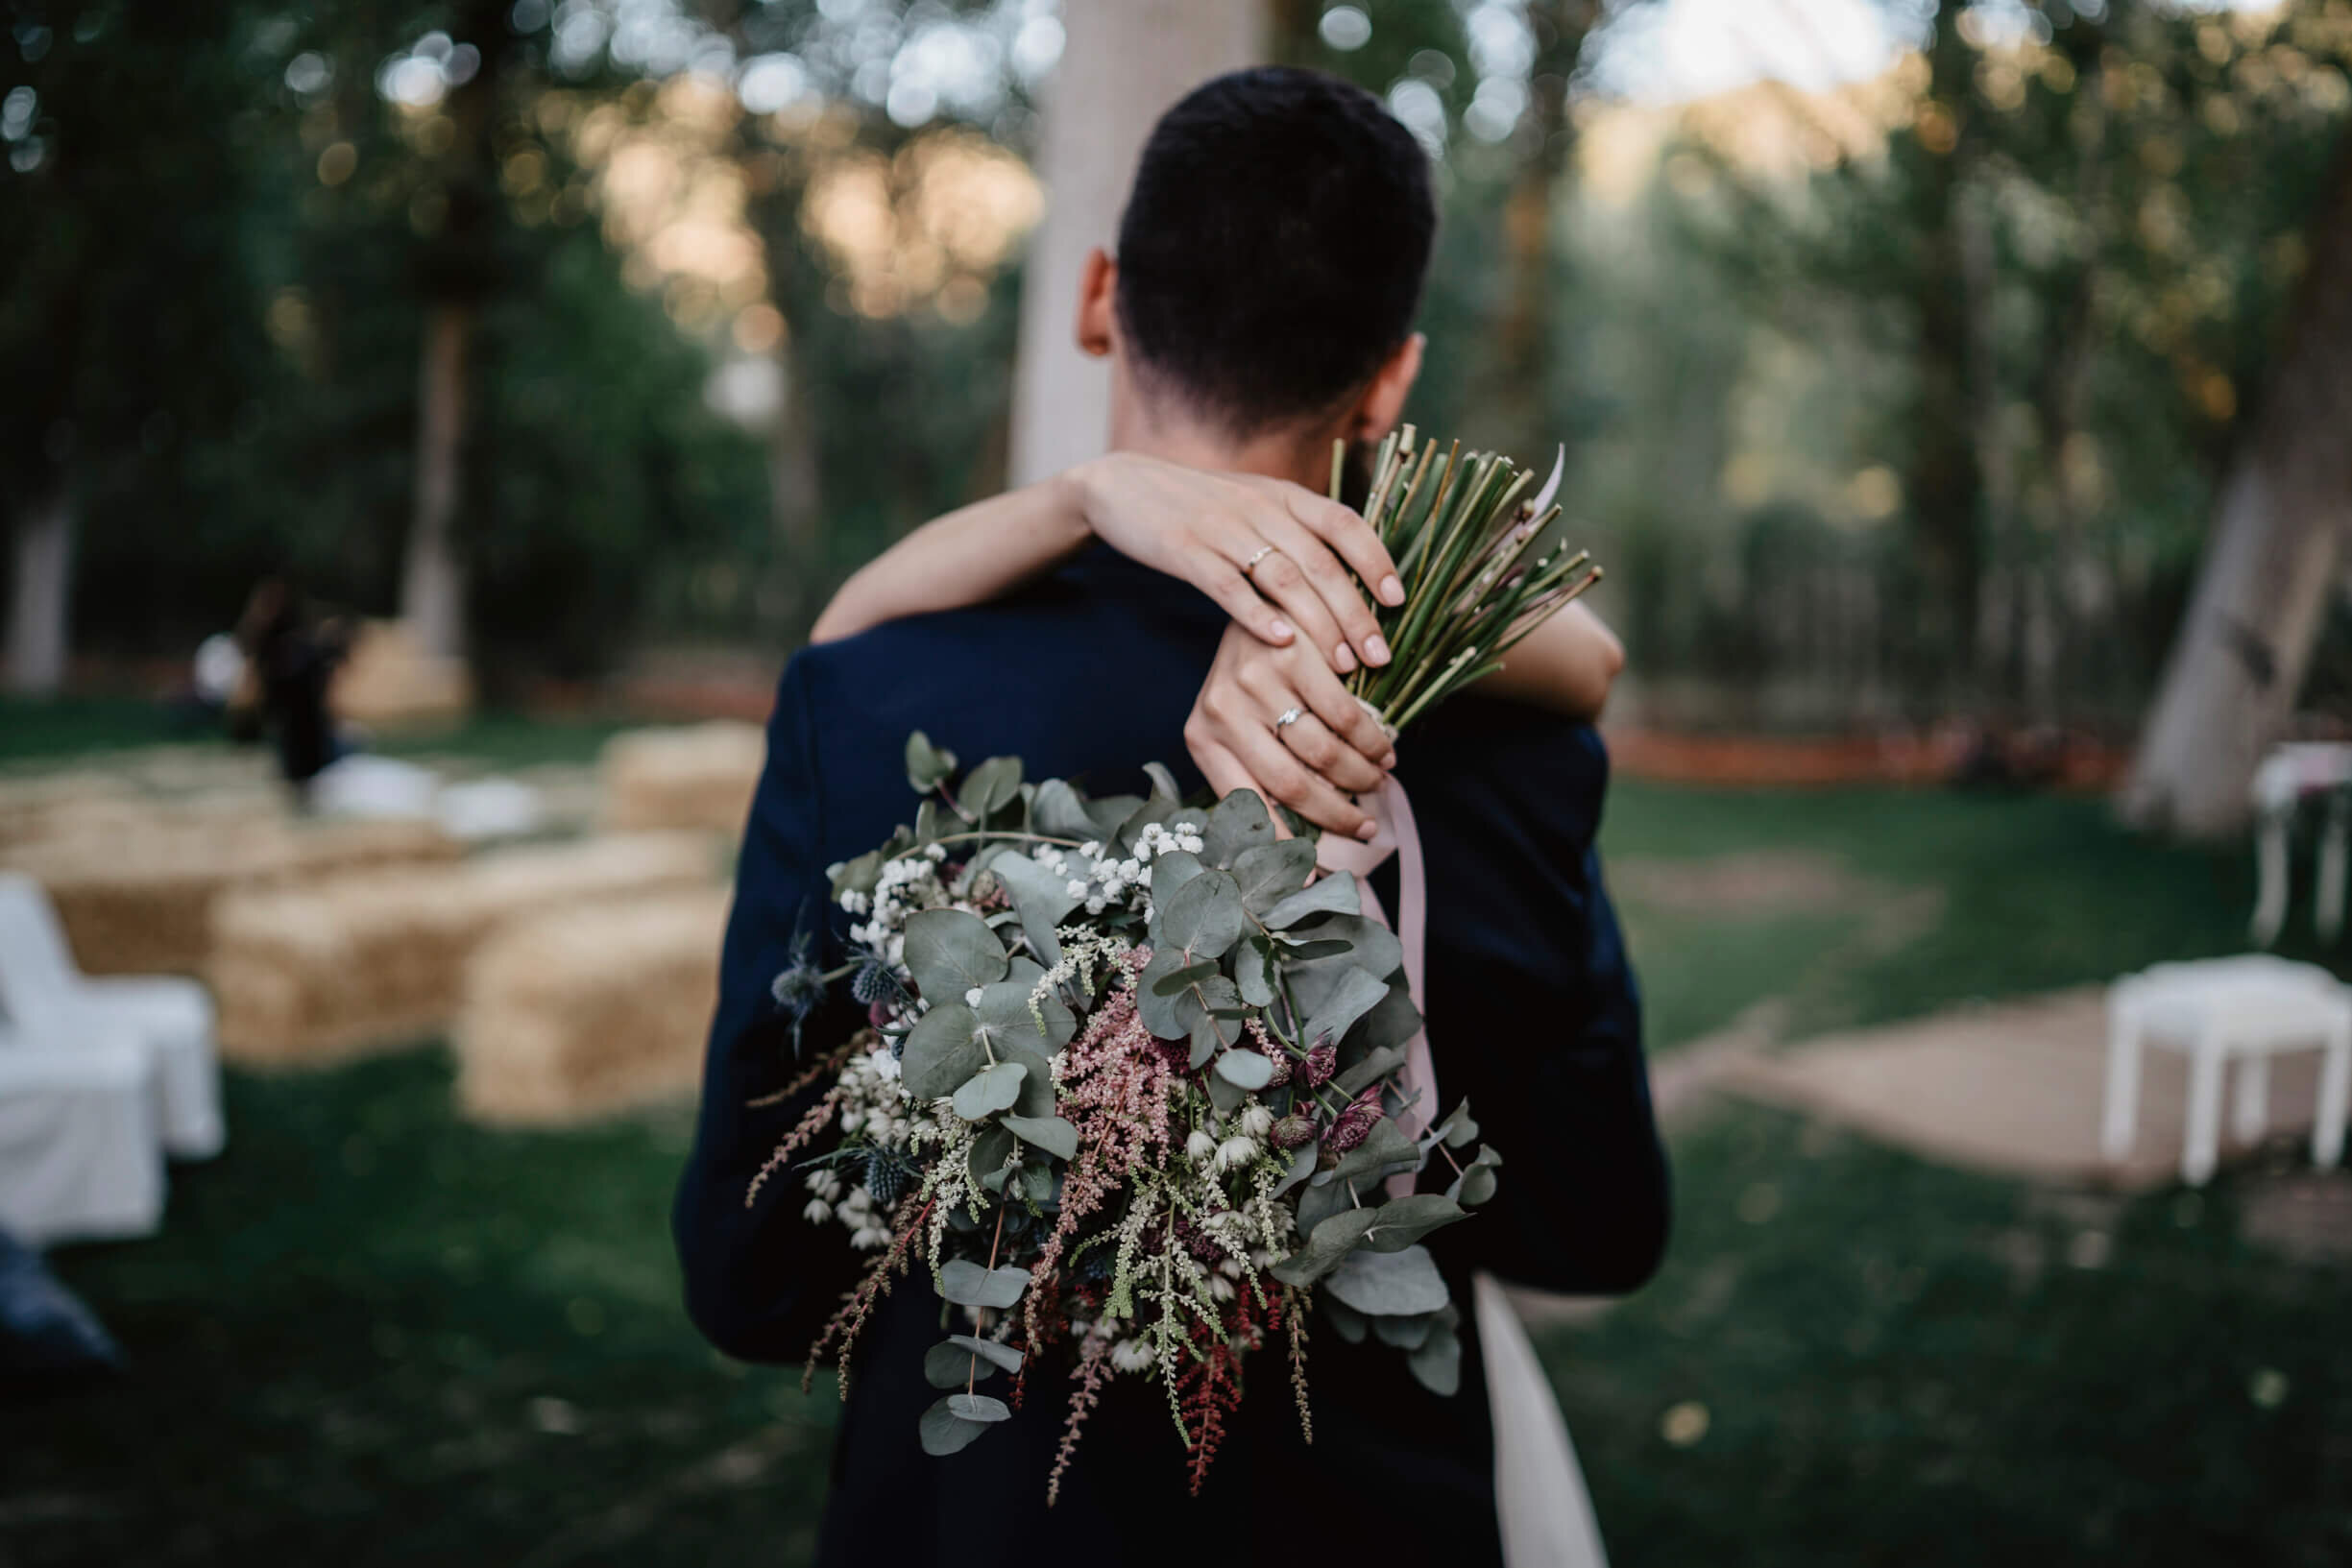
left=1006, top=0, right=1262, bottom=487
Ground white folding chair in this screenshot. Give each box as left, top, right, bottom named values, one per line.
left=0, top=872, right=224, bottom=1158
left=0, top=1023, right=166, bottom=1245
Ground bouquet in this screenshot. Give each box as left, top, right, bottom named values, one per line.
left=755, top=428, right=1600, bottom=1500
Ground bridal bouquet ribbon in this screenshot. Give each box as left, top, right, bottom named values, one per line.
left=755, top=428, right=1600, bottom=1500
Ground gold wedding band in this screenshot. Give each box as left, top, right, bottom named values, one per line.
left=1243, top=544, right=1276, bottom=573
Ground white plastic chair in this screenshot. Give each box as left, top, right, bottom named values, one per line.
left=0, top=872, right=224, bottom=1159
left=2103, top=955, right=2352, bottom=1187
left=0, top=1024, right=166, bottom=1245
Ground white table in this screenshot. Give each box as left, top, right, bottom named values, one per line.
left=2103, top=955, right=2352, bottom=1187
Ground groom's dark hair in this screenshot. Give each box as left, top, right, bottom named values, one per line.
left=1115, top=65, right=1436, bottom=437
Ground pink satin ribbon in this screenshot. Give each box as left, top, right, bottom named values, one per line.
left=1313, top=774, right=1437, bottom=1197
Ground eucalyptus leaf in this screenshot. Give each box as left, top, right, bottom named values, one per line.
left=1213, top=1049, right=1276, bottom=1090
left=1232, top=936, right=1275, bottom=1007
left=1152, top=960, right=1218, bottom=997
left=1407, top=1323, right=1462, bottom=1396
left=1372, top=1311, right=1438, bottom=1351
left=918, top=1396, right=995, bottom=1456
left=1303, top=967, right=1392, bottom=1054
left=965, top=1122, right=1014, bottom=1190
left=1294, top=1173, right=1349, bottom=1236
left=939, top=1261, right=1030, bottom=1310
left=988, top=854, right=1080, bottom=969
left=925, top=1339, right=1017, bottom=1388
left=1447, top=1145, right=1503, bottom=1207
left=902, top=909, right=1008, bottom=1003
left=1001, top=1114, right=1079, bottom=1163
left=1261, top=872, right=1359, bottom=929
left=1363, top=1194, right=1467, bottom=1254
left=1269, top=1206, right=1378, bottom=1287
left=1332, top=1043, right=1408, bottom=1098
left=1428, top=1098, right=1480, bottom=1150
left=1160, top=870, right=1244, bottom=959
left=1142, top=760, right=1182, bottom=804
left=976, top=977, right=1075, bottom=1052
left=948, top=1335, right=1024, bottom=1375
left=905, top=732, right=958, bottom=795
left=1150, top=849, right=1205, bottom=904
left=1272, top=1141, right=1318, bottom=1200
left=948, top=1392, right=1011, bottom=1422
left=1135, top=950, right=1191, bottom=1040
left=1320, top=1117, right=1421, bottom=1190
left=1293, top=913, right=1404, bottom=982
left=1346, top=987, right=1423, bottom=1055
left=1232, top=839, right=1317, bottom=915
left=829, top=848, right=885, bottom=901
left=1325, top=1243, right=1449, bottom=1316
left=1276, top=938, right=1354, bottom=961
left=950, top=1060, right=1027, bottom=1122
left=958, top=756, right=1023, bottom=818
left=1200, top=789, right=1275, bottom=869
left=1324, top=1298, right=1370, bottom=1344
left=1203, top=1071, right=1247, bottom=1116
left=902, top=1002, right=987, bottom=1100
left=1031, top=779, right=1096, bottom=839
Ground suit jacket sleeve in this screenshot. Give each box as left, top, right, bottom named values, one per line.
left=1402, top=704, right=1670, bottom=1297
left=671, top=654, right=866, bottom=1363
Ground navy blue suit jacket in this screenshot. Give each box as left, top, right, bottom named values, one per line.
left=672, top=546, right=1667, bottom=1566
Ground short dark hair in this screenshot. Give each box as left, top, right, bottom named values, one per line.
left=1115, top=66, right=1436, bottom=436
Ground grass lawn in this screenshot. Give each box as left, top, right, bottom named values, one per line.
left=8, top=727, right=2348, bottom=1564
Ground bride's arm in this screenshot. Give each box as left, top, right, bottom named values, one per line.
left=812, top=453, right=1406, bottom=675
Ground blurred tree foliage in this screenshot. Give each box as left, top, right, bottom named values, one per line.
left=6, top=0, right=2351, bottom=731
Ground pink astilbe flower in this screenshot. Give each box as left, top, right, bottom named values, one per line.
left=1021, top=951, right=1185, bottom=1351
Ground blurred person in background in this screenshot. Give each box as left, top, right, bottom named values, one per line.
left=233, top=576, right=350, bottom=797
left=675, top=65, right=1663, bottom=1566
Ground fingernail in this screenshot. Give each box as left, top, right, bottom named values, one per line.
left=1269, top=618, right=1293, bottom=641
left=1381, top=752, right=1397, bottom=770
left=1378, top=575, right=1404, bottom=605
left=1335, top=643, right=1357, bottom=672
left=1355, top=820, right=1378, bottom=840
left=1366, top=636, right=1391, bottom=664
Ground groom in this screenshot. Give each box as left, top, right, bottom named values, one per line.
left=674, top=66, right=1668, bottom=1566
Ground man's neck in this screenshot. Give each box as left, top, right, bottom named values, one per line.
left=1107, top=392, right=1331, bottom=493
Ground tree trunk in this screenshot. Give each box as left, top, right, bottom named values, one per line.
left=1006, top=0, right=1261, bottom=487
left=4, top=480, right=74, bottom=695
left=400, top=302, right=472, bottom=660
left=2123, top=135, right=2352, bottom=835
left=1474, top=2, right=1596, bottom=468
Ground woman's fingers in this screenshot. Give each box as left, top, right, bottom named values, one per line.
left=1246, top=509, right=1387, bottom=670
left=1190, top=555, right=1297, bottom=649
left=1274, top=707, right=1386, bottom=795
left=1230, top=535, right=1359, bottom=675
left=1284, top=646, right=1397, bottom=770
left=1224, top=717, right=1375, bottom=838
left=1281, top=488, right=1404, bottom=608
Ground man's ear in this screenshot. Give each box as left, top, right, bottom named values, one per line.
left=1074, top=248, right=1118, bottom=358
left=1347, top=332, right=1425, bottom=442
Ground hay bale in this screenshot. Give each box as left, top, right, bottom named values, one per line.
left=455, top=886, right=730, bottom=1125
left=331, top=619, right=473, bottom=734
left=210, top=832, right=715, bottom=1065
left=599, top=722, right=764, bottom=834
left=0, top=772, right=138, bottom=853
left=5, top=815, right=459, bottom=977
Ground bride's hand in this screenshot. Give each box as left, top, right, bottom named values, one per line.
left=1185, top=622, right=1396, bottom=840
left=1064, top=452, right=1406, bottom=675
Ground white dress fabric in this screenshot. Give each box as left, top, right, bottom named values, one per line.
left=1478, top=1274, right=1611, bottom=1568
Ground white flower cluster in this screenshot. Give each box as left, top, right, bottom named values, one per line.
left=837, top=843, right=950, bottom=962
left=1061, top=821, right=1205, bottom=918
left=803, top=1167, right=895, bottom=1250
